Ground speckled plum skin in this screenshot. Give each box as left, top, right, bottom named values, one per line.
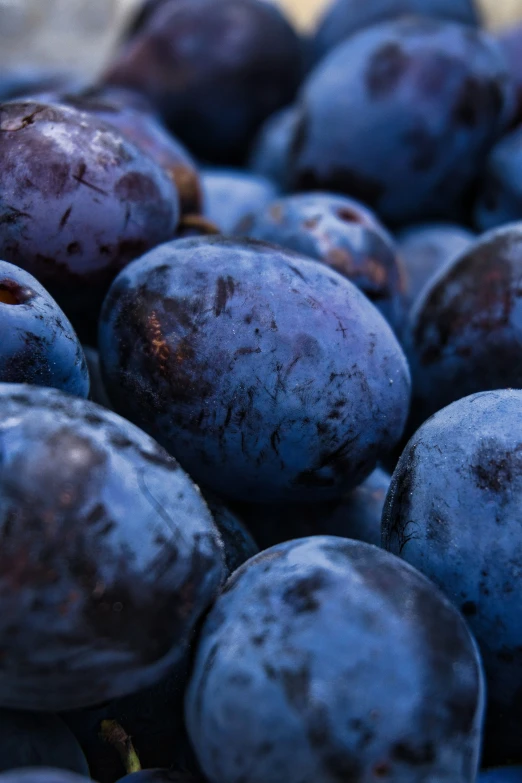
left=202, top=169, right=278, bottom=235
left=397, top=223, right=475, bottom=309
left=47, top=87, right=201, bottom=217
left=475, top=128, right=522, bottom=231
left=0, top=384, right=224, bottom=712
left=0, top=101, right=179, bottom=342
left=185, top=536, right=484, bottom=783
left=248, top=106, right=299, bottom=192
left=99, top=237, right=411, bottom=503
left=291, top=18, right=512, bottom=225
left=0, top=261, right=89, bottom=397
left=407, top=224, right=522, bottom=432
left=237, top=193, right=406, bottom=332
left=103, top=0, right=303, bottom=165
left=382, top=390, right=522, bottom=765
left=312, top=0, right=479, bottom=64
left=234, top=467, right=390, bottom=550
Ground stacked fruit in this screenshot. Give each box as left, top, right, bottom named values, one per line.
left=0, top=1, right=521, bottom=781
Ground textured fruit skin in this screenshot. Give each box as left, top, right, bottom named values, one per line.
left=233, top=467, right=390, bottom=550
left=0, top=101, right=179, bottom=343
left=0, top=384, right=224, bottom=712
left=291, top=18, right=512, bottom=225
left=407, top=224, right=522, bottom=432
left=397, top=223, right=475, bottom=309
left=103, top=0, right=303, bottom=165
left=186, top=536, right=484, bottom=783
left=0, top=261, right=89, bottom=397
left=382, top=390, right=522, bottom=765
left=47, top=87, right=201, bottom=217
left=202, top=169, right=278, bottom=235
left=0, top=710, right=88, bottom=776
left=237, top=193, right=406, bottom=332
left=248, top=107, right=299, bottom=192
left=313, top=0, right=479, bottom=64
left=99, top=237, right=410, bottom=503
left=0, top=770, right=92, bottom=783
left=474, top=128, right=522, bottom=231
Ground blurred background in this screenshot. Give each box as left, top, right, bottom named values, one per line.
left=0, top=0, right=521, bottom=78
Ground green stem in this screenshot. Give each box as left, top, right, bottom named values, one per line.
left=100, top=719, right=142, bottom=775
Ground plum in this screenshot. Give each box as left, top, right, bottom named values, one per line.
left=103, top=0, right=303, bottom=165
left=0, top=771, right=91, bottom=783
left=383, top=389, right=522, bottom=764
left=98, top=236, right=410, bottom=503
left=0, top=711, right=88, bottom=776
left=312, top=0, right=479, bottom=64
left=0, top=101, right=179, bottom=344
left=407, top=223, right=522, bottom=432
left=186, top=537, right=484, bottom=783
left=0, top=261, right=89, bottom=397
left=237, top=192, right=406, bottom=332
left=397, top=223, right=475, bottom=308
left=291, top=18, right=513, bottom=225
left=202, top=170, right=278, bottom=234
left=0, top=384, right=224, bottom=711
left=497, top=22, right=522, bottom=128
left=480, top=771, right=522, bottom=783
left=248, top=106, right=300, bottom=192
left=475, top=127, right=522, bottom=231
left=43, top=87, right=201, bottom=217
left=234, top=467, right=390, bottom=550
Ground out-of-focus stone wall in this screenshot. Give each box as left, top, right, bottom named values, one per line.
left=0, top=0, right=521, bottom=80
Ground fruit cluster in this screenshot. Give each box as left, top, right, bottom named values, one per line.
left=0, top=1, right=521, bottom=782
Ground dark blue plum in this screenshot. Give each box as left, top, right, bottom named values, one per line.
left=186, top=536, right=484, bottom=783
left=40, top=86, right=201, bottom=217
left=83, top=347, right=112, bottom=409
left=397, top=223, right=475, bottom=309
left=248, top=106, right=299, bottom=192
left=99, top=236, right=410, bottom=504
left=0, top=710, right=88, bottom=776
left=234, top=467, right=390, bottom=550
left=0, top=100, right=179, bottom=344
left=202, top=492, right=258, bottom=576
left=480, top=770, right=522, bottom=783
left=202, top=170, right=278, bottom=235
left=382, top=389, right=522, bottom=765
left=407, top=223, right=522, bottom=433
left=0, top=261, right=89, bottom=397
left=497, top=22, right=522, bottom=128
left=237, top=193, right=406, bottom=332
left=0, top=384, right=224, bottom=712
left=475, top=127, right=522, bottom=231
left=118, top=771, right=202, bottom=783
left=103, top=0, right=303, bottom=165
left=312, top=0, right=479, bottom=64
left=0, top=770, right=91, bottom=783
left=291, top=18, right=513, bottom=225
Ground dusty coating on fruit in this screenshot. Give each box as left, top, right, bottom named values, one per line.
left=382, top=390, right=522, bottom=765
left=185, top=536, right=484, bottom=783
left=0, top=101, right=179, bottom=341
left=0, top=261, right=89, bottom=397
left=103, top=0, right=303, bottom=165
left=408, top=224, right=522, bottom=431
left=291, top=18, right=512, bottom=225
left=0, top=385, right=224, bottom=712
left=99, top=236, right=410, bottom=503
left=237, top=192, right=406, bottom=332
left=202, top=169, right=278, bottom=235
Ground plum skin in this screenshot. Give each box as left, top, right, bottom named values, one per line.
left=99, top=236, right=411, bottom=504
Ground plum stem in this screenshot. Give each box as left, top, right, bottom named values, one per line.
left=100, top=719, right=142, bottom=774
